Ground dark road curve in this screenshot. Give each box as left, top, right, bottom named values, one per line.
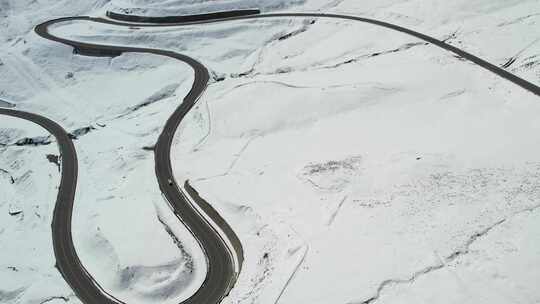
left=34, top=12, right=249, bottom=304
left=0, top=109, right=102, bottom=301
left=32, top=8, right=540, bottom=304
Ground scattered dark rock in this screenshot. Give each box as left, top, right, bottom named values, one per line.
left=38, top=296, right=70, bottom=304
left=518, top=56, right=540, bottom=70
left=15, top=136, right=51, bottom=146
left=277, top=19, right=315, bottom=41
left=304, top=157, right=362, bottom=175
left=8, top=209, right=22, bottom=216
left=442, top=29, right=460, bottom=43
left=278, top=27, right=306, bottom=41
left=275, top=67, right=292, bottom=74
left=231, top=70, right=253, bottom=78
left=502, top=57, right=517, bottom=68
left=300, top=156, right=363, bottom=192
left=211, top=71, right=226, bottom=82
left=2, top=169, right=16, bottom=184
left=69, top=126, right=95, bottom=139
left=46, top=154, right=60, bottom=171
left=368, top=42, right=428, bottom=58
left=65, top=72, right=74, bottom=79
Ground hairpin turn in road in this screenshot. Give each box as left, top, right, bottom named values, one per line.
left=14, top=7, right=539, bottom=304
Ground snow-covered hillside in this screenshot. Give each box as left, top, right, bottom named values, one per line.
left=0, top=117, right=75, bottom=303
left=1, top=1, right=539, bottom=304
left=106, top=0, right=307, bottom=15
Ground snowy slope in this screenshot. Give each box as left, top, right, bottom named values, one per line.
left=173, top=24, right=540, bottom=303
left=332, top=0, right=540, bottom=87
left=0, top=117, right=76, bottom=303
left=106, top=0, right=306, bottom=15
left=1, top=1, right=539, bottom=304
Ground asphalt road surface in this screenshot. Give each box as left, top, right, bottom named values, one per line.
left=27, top=8, right=540, bottom=304
left=35, top=13, right=246, bottom=304
left=0, top=109, right=101, bottom=300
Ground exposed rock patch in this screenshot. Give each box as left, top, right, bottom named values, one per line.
left=299, top=156, right=362, bottom=192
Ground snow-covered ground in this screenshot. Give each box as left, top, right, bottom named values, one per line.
left=1, top=0, right=539, bottom=304
left=0, top=117, right=76, bottom=303
left=106, top=0, right=307, bottom=16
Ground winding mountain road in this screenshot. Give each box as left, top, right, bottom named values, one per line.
left=0, top=108, right=86, bottom=299
left=5, top=8, right=538, bottom=304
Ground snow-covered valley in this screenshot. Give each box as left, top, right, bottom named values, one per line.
left=1, top=1, right=539, bottom=304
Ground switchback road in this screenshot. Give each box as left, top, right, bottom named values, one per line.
left=0, top=108, right=94, bottom=300
left=29, top=8, right=540, bottom=304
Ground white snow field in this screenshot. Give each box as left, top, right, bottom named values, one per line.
left=1, top=0, right=539, bottom=304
